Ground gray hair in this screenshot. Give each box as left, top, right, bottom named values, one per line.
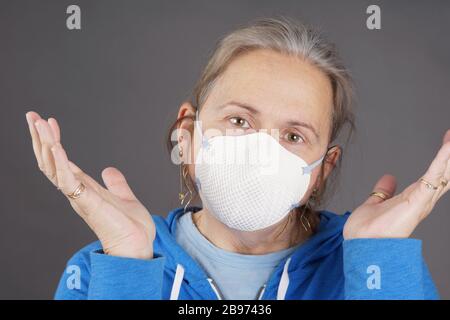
left=191, top=15, right=355, bottom=144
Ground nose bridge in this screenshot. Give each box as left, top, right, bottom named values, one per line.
left=255, top=127, right=280, bottom=144
left=248, top=111, right=281, bottom=139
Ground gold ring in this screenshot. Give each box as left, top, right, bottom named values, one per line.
left=66, top=182, right=86, bottom=199
left=370, top=191, right=388, bottom=201
left=440, top=179, right=448, bottom=188
left=419, top=178, right=438, bottom=190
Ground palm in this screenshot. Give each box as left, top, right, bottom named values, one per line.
left=69, top=171, right=156, bottom=257
left=344, top=130, right=450, bottom=240
left=344, top=179, right=421, bottom=239
left=26, top=111, right=156, bottom=259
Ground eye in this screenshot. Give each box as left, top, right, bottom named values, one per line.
left=229, top=116, right=250, bottom=129
left=284, top=131, right=305, bottom=144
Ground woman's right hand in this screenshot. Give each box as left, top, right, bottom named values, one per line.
left=25, top=111, right=156, bottom=260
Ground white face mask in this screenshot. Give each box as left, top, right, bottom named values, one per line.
left=193, top=110, right=325, bottom=232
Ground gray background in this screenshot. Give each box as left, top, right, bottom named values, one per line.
left=0, top=0, right=449, bottom=299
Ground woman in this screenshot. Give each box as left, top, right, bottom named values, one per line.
left=25, top=17, right=449, bottom=300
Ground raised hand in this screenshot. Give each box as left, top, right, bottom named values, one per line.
left=25, top=111, right=155, bottom=259
left=344, top=130, right=450, bottom=239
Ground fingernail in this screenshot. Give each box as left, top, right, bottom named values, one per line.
left=25, top=113, right=31, bottom=125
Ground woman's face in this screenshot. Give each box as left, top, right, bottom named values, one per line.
left=178, top=48, right=338, bottom=200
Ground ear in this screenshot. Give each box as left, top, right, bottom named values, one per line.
left=177, top=102, right=196, bottom=121
left=176, top=102, right=197, bottom=163
left=322, top=145, right=341, bottom=180
left=176, top=102, right=196, bottom=136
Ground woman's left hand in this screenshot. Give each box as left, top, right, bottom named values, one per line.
left=343, top=129, right=450, bottom=239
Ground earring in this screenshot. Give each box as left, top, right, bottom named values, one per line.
left=178, top=135, right=184, bottom=158
left=310, top=188, right=318, bottom=200
left=300, top=188, right=317, bottom=232
left=300, top=204, right=312, bottom=232
left=177, top=135, right=193, bottom=212
left=179, top=163, right=194, bottom=214
left=178, top=163, right=186, bottom=203
left=178, top=139, right=186, bottom=203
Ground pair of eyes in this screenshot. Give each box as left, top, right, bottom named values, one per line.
left=228, top=116, right=306, bottom=144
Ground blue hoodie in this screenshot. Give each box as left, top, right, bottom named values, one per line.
left=54, top=206, right=439, bottom=300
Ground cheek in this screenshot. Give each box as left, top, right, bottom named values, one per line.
left=294, top=173, right=316, bottom=204
left=308, top=169, right=322, bottom=191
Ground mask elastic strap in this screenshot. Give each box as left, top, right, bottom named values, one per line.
left=302, top=154, right=325, bottom=175
left=195, top=110, right=212, bottom=151
left=195, top=109, right=203, bottom=140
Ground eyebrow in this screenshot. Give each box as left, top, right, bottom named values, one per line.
left=219, top=100, right=319, bottom=140
left=219, top=101, right=261, bottom=115
left=286, top=119, right=320, bottom=140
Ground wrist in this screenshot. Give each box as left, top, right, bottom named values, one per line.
left=104, top=245, right=154, bottom=260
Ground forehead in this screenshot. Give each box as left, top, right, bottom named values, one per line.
left=205, top=49, right=334, bottom=138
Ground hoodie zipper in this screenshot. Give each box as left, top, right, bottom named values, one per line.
left=173, top=256, right=291, bottom=300
left=207, top=278, right=267, bottom=300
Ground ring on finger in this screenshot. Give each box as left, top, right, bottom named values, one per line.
left=419, top=178, right=439, bottom=190
left=66, top=182, right=86, bottom=199
left=370, top=191, right=389, bottom=201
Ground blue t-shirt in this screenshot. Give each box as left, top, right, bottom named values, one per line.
left=175, top=210, right=299, bottom=300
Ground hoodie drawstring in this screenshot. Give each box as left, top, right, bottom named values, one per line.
left=207, top=278, right=223, bottom=300
left=257, top=284, right=266, bottom=300
left=170, top=264, right=185, bottom=300
left=277, top=257, right=291, bottom=300
left=170, top=264, right=224, bottom=300
left=170, top=258, right=291, bottom=300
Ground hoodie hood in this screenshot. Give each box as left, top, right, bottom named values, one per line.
left=151, top=206, right=350, bottom=300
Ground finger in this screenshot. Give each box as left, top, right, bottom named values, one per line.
left=25, top=112, right=45, bottom=171
left=68, top=160, right=106, bottom=194
left=443, top=129, right=450, bottom=145
left=52, top=143, right=118, bottom=238
left=101, top=167, right=138, bottom=201
left=52, top=143, right=132, bottom=239
left=436, top=166, right=450, bottom=201
left=48, top=117, right=61, bottom=143
left=51, top=142, right=82, bottom=196
left=51, top=142, right=102, bottom=218
left=365, top=174, right=397, bottom=205
left=411, top=129, right=450, bottom=207
left=68, top=160, right=83, bottom=175
left=433, top=160, right=450, bottom=202
left=434, top=130, right=450, bottom=201
left=35, top=119, right=58, bottom=184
